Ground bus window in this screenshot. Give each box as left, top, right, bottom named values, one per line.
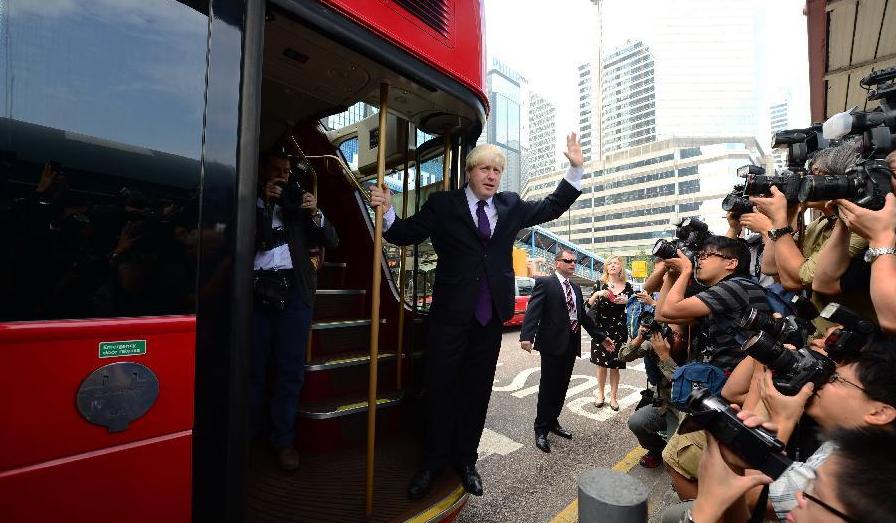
left=0, top=0, right=207, bottom=322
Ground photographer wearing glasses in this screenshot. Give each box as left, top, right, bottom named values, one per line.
left=655, top=236, right=771, bottom=497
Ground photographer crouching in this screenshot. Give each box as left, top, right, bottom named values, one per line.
left=250, top=151, right=338, bottom=470
left=617, top=316, right=687, bottom=468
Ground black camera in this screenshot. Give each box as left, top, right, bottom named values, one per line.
left=741, top=331, right=835, bottom=396
left=721, top=183, right=754, bottom=218
left=743, top=172, right=802, bottom=202
left=678, top=386, right=793, bottom=479
left=275, top=164, right=309, bottom=207
left=652, top=238, right=683, bottom=260
left=738, top=295, right=817, bottom=347
left=675, top=217, right=710, bottom=245
left=635, top=388, right=663, bottom=411
left=801, top=68, right=896, bottom=210
left=798, top=159, right=892, bottom=210
left=772, top=125, right=828, bottom=173
left=819, top=302, right=877, bottom=362
left=638, top=311, right=671, bottom=338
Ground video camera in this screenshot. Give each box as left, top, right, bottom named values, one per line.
left=819, top=302, right=877, bottom=363
left=678, top=386, right=793, bottom=479
left=772, top=124, right=828, bottom=173
left=799, top=67, right=896, bottom=210
left=721, top=183, right=753, bottom=218
left=651, top=217, right=710, bottom=260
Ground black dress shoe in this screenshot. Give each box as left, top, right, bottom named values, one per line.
left=535, top=433, right=551, bottom=453
left=407, top=468, right=438, bottom=499
left=550, top=425, right=573, bottom=439
left=457, top=465, right=483, bottom=496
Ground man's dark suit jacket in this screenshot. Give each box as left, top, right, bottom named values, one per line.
left=519, top=275, right=607, bottom=355
left=257, top=203, right=339, bottom=306
left=383, top=180, right=580, bottom=322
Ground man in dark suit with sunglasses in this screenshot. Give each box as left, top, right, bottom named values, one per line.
left=520, top=249, right=613, bottom=453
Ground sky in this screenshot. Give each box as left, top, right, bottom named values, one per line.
left=483, top=0, right=811, bottom=145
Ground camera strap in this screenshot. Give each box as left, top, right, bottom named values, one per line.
left=749, top=485, right=770, bottom=523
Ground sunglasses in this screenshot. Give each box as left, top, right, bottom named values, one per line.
left=559, top=258, right=576, bottom=264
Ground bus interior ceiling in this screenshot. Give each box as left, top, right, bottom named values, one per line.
left=259, top=5, right=476, bottom=151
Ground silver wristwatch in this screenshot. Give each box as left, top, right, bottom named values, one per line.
left=864, top=246, right=896, bottom=264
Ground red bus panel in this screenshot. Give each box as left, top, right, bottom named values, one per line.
left=0, top=317, right=195, bottom=501
left=319, top=0, right=487, bottom=106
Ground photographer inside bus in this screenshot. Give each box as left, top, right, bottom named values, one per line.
left=251, top=151, right=338, bottom=471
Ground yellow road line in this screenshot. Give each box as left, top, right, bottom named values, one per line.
left=549, top=446, right=648, bottom=523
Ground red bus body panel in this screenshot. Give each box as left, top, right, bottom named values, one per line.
left=0, top=317, right=195, bottom=521
left=319, top=0, right=487, bottom=108
left=503, top=295, right=530, bottom=327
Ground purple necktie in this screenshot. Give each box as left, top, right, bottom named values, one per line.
left=474, top=200, right=492, bottom=326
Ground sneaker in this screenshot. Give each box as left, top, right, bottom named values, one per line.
left=277, top=447, right=300, bottom=471
left=639, top=453, right=662, bottom=469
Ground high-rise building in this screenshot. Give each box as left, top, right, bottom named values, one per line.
left=601, top=40, right=656, bottom=155
left=524, top=91, right=558, bottom=190
left=484, top=59, right=526, bottom=193
left=525, top=137, right=766, bottom=257
left=769, top=97, right=790, bottom=171
left=577, top=63, right=593, bottom=162
left=559, top=0, right=772, bottom=257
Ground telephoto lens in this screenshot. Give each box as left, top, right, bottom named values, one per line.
left=652, top=238, right=678, bottom=260
left=679, top=386, right=792, bottom=479
left=797, top=174, right=859, bottom=203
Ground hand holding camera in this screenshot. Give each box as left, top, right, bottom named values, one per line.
left=758, top=369, right=814, bottom=441
left=836, top=193, right=896, bottom=246
left=750, top=186, right=790, bottom=228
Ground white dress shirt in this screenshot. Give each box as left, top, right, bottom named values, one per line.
left=254, top=200, right=293, bottom=270
left=554, top=270, right=578, bottom=322
left=382, top=164, right=584, bottom=229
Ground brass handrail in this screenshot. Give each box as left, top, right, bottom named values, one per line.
left=365, top=82, right=389, bottom=517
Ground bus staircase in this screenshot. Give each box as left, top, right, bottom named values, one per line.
left=246, top=124, right=466, bottom=523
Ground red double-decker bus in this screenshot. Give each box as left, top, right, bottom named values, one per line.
left=0, top=1, right=486, bottom=521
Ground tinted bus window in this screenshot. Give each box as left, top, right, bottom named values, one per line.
left=0, top=1, right=207, bottom=321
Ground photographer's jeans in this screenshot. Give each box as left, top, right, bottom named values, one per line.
left=251, top=286, right=313, bottom=449
left=627, top=405, right=680, bottom=455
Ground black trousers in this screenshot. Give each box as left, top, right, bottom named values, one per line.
left=423, top=312, right=503, bottom=469
left=534, top=337, right=578, bottom=435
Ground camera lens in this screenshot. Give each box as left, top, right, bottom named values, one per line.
left=798, top=174, right=856, bottom=202
left=652, top=239, right=677, bottom=259
left=722, top=193, right=753, bottom=215
left=743, top=332, right=797, bottom=372
left=739, top=308, right=786, bottom=337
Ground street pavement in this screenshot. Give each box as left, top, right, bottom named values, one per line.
left=457, top=329, right=678, bottom=523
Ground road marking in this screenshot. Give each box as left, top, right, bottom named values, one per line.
left=566, top=384, right=641, bottom=421
left=492, top=367, right=541, bottom=392
left=477, top=428, right=523, bottom=460
left=548, top=446, right=649, bottom=523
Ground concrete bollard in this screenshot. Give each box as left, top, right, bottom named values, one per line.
left=577, top=468, right=649, bottom=523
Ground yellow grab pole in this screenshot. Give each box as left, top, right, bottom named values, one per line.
left=442, top=135, right=452, bottom=191
left=396, top=122, right=410, bottom=390
left=365, top=83, right=389, bottom=517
